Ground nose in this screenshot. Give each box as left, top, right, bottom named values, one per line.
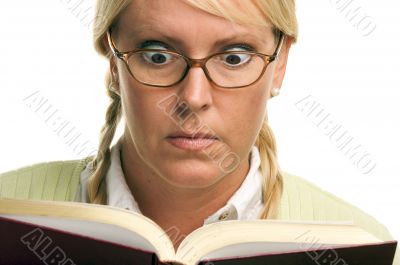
left=176, top=66, right=213, bottom=113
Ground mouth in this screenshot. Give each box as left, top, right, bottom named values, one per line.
left=166, top=132, right=219, bottom=151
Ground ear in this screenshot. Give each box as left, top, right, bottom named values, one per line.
left=271, top=37, right=294, bottom=89
left=101, top=32, right=121, bottom=96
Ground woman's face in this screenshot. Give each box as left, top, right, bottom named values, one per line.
left=111, top=0, right=291, bottom=188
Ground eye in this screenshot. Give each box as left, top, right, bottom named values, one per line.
left=220, top=48, right=252, bottom=67
left=141, top=44, right=174, bottom=65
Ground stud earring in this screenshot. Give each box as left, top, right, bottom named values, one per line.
left=270, top=88, right=280, bottom=97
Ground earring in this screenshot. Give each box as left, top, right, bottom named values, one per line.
left=270, top=87, right=280, bottom=97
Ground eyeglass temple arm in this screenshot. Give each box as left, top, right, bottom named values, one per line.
left=107, top=29, right=124, bottom=59
left=270, top=32, right=285, bottom=62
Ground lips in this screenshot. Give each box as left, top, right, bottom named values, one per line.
left=166, top=131, right=219, bottom=151
left=167, top=131, right=219, bottom=140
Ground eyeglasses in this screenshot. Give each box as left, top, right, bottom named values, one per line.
left=106, top=28, right=285, bottom=89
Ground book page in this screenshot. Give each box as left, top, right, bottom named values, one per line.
left=0, top=199, right=177, bottom=261
left=176, top=220, right=382, bottom=265
left=200, top=241, right=341, bottom=261
left=3, top=214, right=157, bottom=252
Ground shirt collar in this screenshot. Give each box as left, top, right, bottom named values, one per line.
left=81, top=137, right=265, bottom=224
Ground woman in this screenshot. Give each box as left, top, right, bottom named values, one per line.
left=0, top=0, right=398, bottom=262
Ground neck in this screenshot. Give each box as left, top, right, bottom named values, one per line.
left=119, top=135, right=251, bottom=249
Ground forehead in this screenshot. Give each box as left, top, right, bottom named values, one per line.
left=117, top=0, right=274, bottom=47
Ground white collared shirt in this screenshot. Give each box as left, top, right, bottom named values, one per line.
left=78, top=137, right=266, bottom=225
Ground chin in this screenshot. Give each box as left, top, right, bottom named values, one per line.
left=158, top=161, right=228, bottom=189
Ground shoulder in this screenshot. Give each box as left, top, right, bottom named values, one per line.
left=0, top=156, right=93, bottom=202
left=279, top=171, right=394, bottom=241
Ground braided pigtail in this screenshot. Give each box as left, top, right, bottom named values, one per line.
left=256, top=121, right=284, bottom=219
left=87, top=71, right=122, bottom=204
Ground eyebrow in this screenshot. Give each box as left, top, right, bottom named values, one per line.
left=126, top=27, right=272, bottom=51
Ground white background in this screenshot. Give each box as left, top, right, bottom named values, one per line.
left=0, top=0, right=399, bottom=242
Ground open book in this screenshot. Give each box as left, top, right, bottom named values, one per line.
left=0, top=198, right=397, bottom=265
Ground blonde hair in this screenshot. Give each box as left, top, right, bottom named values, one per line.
left=89, top=0, right=298, bottom=219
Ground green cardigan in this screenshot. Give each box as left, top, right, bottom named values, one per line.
left=0, top=158, right=398, bottom=264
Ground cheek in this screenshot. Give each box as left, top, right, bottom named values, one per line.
left=119, top=77, right=168, bottom=151
left=219, top=84, right=269, bottom=156
left=241, top=67, right=275, bottom=128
